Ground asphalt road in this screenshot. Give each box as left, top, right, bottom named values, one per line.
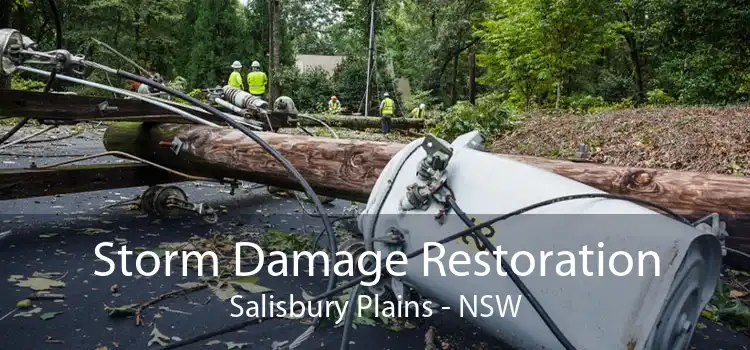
left=0, top=125, right=749, bottom=350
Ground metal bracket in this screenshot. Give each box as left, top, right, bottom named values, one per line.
left=169, top=137, right=183, bottom=155
left=399, top=134, right=454, bottom=212
left=98, top=101, right=119, bottom=116
left=692, top=213, right=729, bottom=256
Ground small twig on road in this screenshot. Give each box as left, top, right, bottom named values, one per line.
left=55, top=271, right=68, bottom=281
left=135, top=283, right=208, bottom=326
left=28, top=293, right=65, bottom=300
left=0, top=308, right=18, bottom=321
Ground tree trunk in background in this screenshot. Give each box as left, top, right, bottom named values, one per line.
left=269, top=0, right=281, bottom=101
left=450, top=53, right=458, bottom=105
left=0, top=0, right=11, bottom=90
left=468, top=49, right=476, bottom=104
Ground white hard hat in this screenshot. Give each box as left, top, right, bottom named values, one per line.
left=231, top=61, right=242, bottom=69
left=383, top=92, right=389, bottom=97
left=251, top=61, right=261, bottom=68
left=420, top=103, right=425, bottom=109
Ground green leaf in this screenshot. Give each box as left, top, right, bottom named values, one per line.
left=225, top=341, right=250, bottom=349
left=40, top=311, right=63, bottom=320
left=209, top=282, right=236, bottom=301
left=176, top=282, right=205, bottom=290
left=229, top=276, right=273, bottom=294
left=15, top=277, right=65, bottom=291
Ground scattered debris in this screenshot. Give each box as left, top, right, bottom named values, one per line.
left=158, top=306, right=191, bottom=315
left=14, top=277, right=66, bottom=291
left=225, top=341, right=250, bottom=349
left=205, top=340, right=221, bottom=346
left=28, top=291, right=66, bottom=300
left=135, top=282, right=207, bottom=325
left=45, top=336, right=64, bottom=344
left=81, top=228, right=111, bottom=236
left=104, top=303, right=138, bottom=317
left=40, top=311, right=63, bottom=320
left=16, top=299, right=32, bottom=308
left=147, top=326, right=170, bottom=347
left=14, top=307, right=42, bottom=318
left=7, top=274, right=24, bottom=282
left=229, top=276, right=273, bottom=294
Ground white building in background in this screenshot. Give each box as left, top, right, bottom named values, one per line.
left=294, top=54, right=412, bottom=101
left=295, top=55, right=345, bottom=76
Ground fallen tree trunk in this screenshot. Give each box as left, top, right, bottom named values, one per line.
left=300, top=114, right=434, bottom=131
left=103, top=122, right=750, bottom=256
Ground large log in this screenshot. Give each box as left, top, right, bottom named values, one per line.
left=0, top=163, right=184, bottom=200
left=103, top=123, right=750, bottom=256
left=300, top=114, right=434, bottom=131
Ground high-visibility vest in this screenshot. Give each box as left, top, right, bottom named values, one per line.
left=381, top=98, right=394, bottom=115
left=227, top=71, right=243, bottom=90
left=411, top=107, right=424, bottom=118
left=246, top=71, right=268, bottom=95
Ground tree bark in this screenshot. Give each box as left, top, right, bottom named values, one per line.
left=468, top=49, right=476, bottom=105
left=103, top=123, right=750, bottom=255
left=102, top=122, right=750, bottom=253
left=269, top=0, right=281, bottom=101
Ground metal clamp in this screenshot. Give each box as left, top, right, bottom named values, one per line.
left=140, top=185, right=219, bottom=224
left=692, top=213, right=729, bottom=256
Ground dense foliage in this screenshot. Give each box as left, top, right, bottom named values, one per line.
left=3, top=0, right=750, bottom=135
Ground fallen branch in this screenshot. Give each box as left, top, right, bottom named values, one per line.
left=135, top=283, right=207, bottom=326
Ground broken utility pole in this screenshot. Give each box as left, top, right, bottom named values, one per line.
left=103, top=122, right=750, bottom=255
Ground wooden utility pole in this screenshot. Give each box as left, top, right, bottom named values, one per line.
left=102, top=122, right=750, bottom=256
left=268, top=0, right=281, bottom=101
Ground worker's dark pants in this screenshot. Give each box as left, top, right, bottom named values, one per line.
left=381, top=116, right=392, bottom=133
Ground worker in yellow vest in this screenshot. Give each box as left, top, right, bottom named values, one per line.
left=227, top=61, right=244, bottom=90
left=246, top=61, right=268, bottom=99
left=410, top=103, right=426, bottom=118
left=379, top=92, right=395, bottom=133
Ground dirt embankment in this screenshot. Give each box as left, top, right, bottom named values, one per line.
left=490, top=106, right=750, bottom=175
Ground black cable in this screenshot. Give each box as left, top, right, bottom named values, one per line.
left=120, top=71, right=341, bottom=340
left=47, top=0, right=62, bottom=50
left=339, top=283, right=363, bottom=350
left=163, top=192, right=689, bottom=350
left=447, top=195, right=575, bottom=349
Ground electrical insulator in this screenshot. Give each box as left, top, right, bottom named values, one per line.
left=222, top=85, right=268, bottom=110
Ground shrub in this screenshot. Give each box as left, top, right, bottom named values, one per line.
left=646, top=88, right=676, bottom=106
left=568, top=94, right=607, bottom=113
left=430, top=92, right=516, bottom=141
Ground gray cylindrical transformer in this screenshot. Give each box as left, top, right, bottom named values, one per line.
left=222, top=85, right=268, bottom=110
left=0, top=29, right=24, bottom=75
left=358, top=131, right=722, bottom=350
